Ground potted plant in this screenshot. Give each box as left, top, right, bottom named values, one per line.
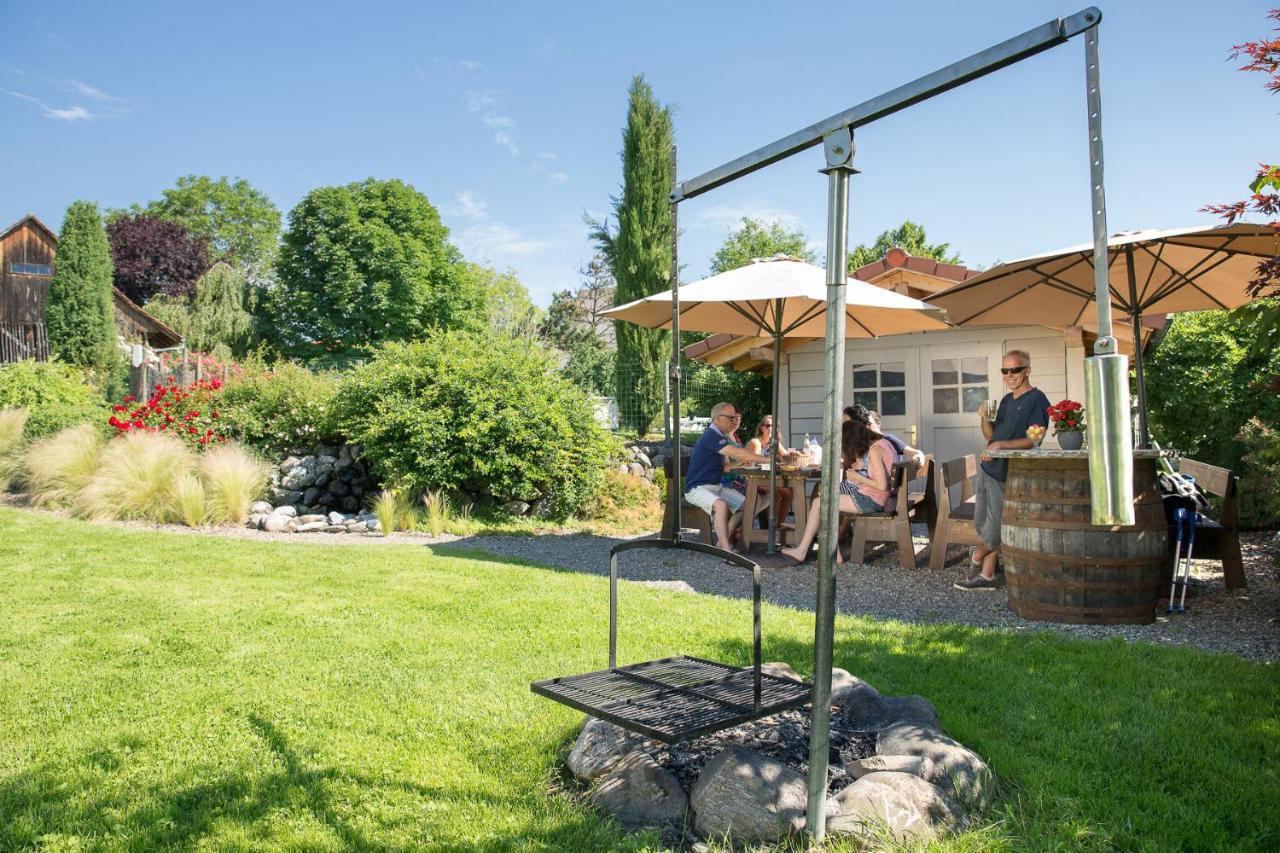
left=1047, top=399, right=1085, bottom=450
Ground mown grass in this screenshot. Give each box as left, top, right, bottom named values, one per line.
left=0, top=506, right=1276, bottom=851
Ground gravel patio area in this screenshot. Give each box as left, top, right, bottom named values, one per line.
left=440, top=527, right=1280, bottom=664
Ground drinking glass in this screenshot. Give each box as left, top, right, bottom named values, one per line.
left=981, top=399, right=999, bottom=422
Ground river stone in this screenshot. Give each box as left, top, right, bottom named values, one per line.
left=327, top=511, right=345, bottom=525
left=280, top=455, right=302, bottom=473
left=830, top=675, right=888, bottom=723
left=347, top=522, right=369, bottom=534
left=588, top=750, right=688, bottom=829
left=324, top=524, right=346, bottom=533
left=272, top=505, right=298, bottom=518
left=847, top=754, right=926, bottom=780
left=296, top=521, right=327, bottom=533
left=568, top=718, right=650, bottom=782
left=328, top=479, right=349, bottom=497
left=503, top=500, right=531, bottom=516
left=690, top=745, right=806, bottom=844
left=248, top=513, right=267, bottom=529
left=297, top=514, right=326, bottom=524
left=302, top=487, right=321, bottom=506
left=366, top=518, right=382, bottom=532
left=826, top=771, right=964, bottom=842
left=250, top=501, right=274, bottom=515
left=634, top=450, right=652, bottom=468
left=262, top=515, right=289, bottom=533
left=877, top=724, right=994, bottom=810
left=761, top=661, right=804, bottom=683
left=275, top=490, right=304, bottom=506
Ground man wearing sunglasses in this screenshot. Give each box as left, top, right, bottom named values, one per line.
left=955, top=350, right=1050, bottom=591
left=685, top=401, right=772, bottom=552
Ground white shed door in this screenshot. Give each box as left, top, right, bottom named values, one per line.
left=921, top=342, right=1003, bottom=499
left=848, top=347, right=920, bottom=449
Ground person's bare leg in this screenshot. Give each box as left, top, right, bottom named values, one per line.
left=712, top=500, right=733, bottom=551
left=980, top=549, right=998, bottom=579
left=775, top=487, right=794, bottom=524
left=781, top=495, right=822, bottom=561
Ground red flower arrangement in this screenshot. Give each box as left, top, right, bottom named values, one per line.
left=1047, top=399, right=1085, bottom=433
left=107, top=375, right=230, bottom=449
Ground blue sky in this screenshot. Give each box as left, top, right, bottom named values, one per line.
left=1, top=1, right=1274, bottom=307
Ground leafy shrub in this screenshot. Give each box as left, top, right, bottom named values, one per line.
left=199, top=443, right=268, bottom=525
left=0, top=360, right=103, bottom=439
left=332, top=331, right=620, bottom=518
left=108, top=376, right=229, bottom=449
left=215, top=362, right=339, bottom=455
left=76, top=431, right=195, bottom=522
left=0, top=408, right=29, bottom=490
left=1237, top=418, right=1280, bottom=530
left=23, top=424, right=104, bottom=507
left=581, top=470, right=661, bottom=527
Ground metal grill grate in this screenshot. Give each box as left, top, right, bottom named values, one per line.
left=531, top=540, right=812, bottom=743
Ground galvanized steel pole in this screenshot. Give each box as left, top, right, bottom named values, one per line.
left=669, top=145, right=683, bottom=540
left=806, top=128, right=856, bottom=844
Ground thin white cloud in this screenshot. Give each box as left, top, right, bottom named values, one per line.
left=691, top=203, right=805, bottom=232
left=4, top=89, right=93, bottom=121
left=464, top=89, right=499, bottom=113
left=531, top=160, right=568, bottom=183
left=461, top=90, right=565, bottom=178
left=452, top=191, right=488, bottom=220
left=456, top=222, right=550, bottom=257
left=535, top=152, right=559, bottom=162
left=68, top=79, right=120, bottom=101
left=481, top=113, right=513, bottom=128
left=493, top=130, right=520, bottom=156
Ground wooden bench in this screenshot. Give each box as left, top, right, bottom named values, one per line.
left=845, top=456, right=937, bottom=570
left=1176, top=458, right=1246, bottom=590
left=927, top=454, right=983, bottom=570
left=659, top=455, right=712, bottom=544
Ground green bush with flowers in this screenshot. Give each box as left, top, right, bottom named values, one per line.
left=332, top=330, right=620, bottom=518
left=107, top=376, right=230, bottom=449
left=0, top=360, right=104, bottom=439
left=214, top=362, right=340, bottom=456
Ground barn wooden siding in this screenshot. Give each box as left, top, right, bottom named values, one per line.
left=0, top=216, right=56, bottom=361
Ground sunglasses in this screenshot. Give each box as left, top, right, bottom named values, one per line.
left=1000, top=365, right=1028, bottom=375
left=762, top=423, right=773, bottom=428
left=717, top=413, right=741, bottom=420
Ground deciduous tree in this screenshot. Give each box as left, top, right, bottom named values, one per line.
left=107, top=214, right=210, bottom=304
left=46, top=201, right=117, bottom=376
left=710, top=218, right=815, bottom=274
left=848, top=220, right=961, bottom=271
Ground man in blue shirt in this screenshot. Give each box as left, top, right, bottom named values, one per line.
left=685, top=401, right=772, bottom=551
left=955, top=350, right=1050, bottom=591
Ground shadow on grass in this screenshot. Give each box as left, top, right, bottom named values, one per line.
left=0, top=714, right=654, bottom=852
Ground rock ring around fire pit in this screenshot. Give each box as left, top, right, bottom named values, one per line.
left=564, top=663, right=993, bottom=846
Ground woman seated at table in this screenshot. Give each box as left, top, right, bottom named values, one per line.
left=778, top=419, right=898, bottom=565
left=742, top=414, right=796, bottom=523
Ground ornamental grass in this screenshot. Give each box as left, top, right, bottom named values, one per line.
left=422, top=490, right=451, bottom=537
left=0, top=407, right=29, bottom=490
left=23, top=423, right=104, bottom=508
left=371, top=489, right=397, bottom=536
left=199, top=443, right=268, bottom=525
left=172, top=473, right=207, bottom=527
left=75, top=430, right=194, bottom=522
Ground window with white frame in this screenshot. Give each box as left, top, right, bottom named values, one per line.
left=931, top=356, right=989, bottom=414
left=851, top=361, right=907, bottom=417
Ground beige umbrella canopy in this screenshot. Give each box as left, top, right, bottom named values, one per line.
left=929, top=222, right=1278, bottom=444
left=604, top=256, right=949, bottom=338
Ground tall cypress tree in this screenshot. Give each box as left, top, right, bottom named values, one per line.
left=592, top=76, right=674, bottom=434
left=47, top=201, right=117, bottom=375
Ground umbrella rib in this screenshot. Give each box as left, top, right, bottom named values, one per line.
left=781, top=302, right=826, bottom=336
left=948, top=261, right=1096, bottom=325
left=1082, top=252, right=1132, bottom=312
left=1138, top=241, right=1165, bottom=304
left=844, top=306, right=877, bottom=338
left=726, top=301, right=770, bottom=335
left=1137, top=241, right=1236, bottom=311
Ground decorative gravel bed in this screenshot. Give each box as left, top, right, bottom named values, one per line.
left=441, top=528, right=1280, bottom=664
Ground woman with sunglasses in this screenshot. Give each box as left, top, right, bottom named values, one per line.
left=743, top=415, right=796, bottom=524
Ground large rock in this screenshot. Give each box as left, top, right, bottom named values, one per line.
left=295, top=521, right=327, bottom=533
left=761, top=661, right=805, bottom=683
left=689, top=745, right=806, bottom=844
left=272, top=505, right=298, bottom=518
left=877, top=724, right=994, bottom=810
left=831, top=677, right=940, bottom=731
left=279, top=455, right=302, bottom=474
left=328, top=511, right=346, bottom=525
left=567, top=718, right=650, bottom=782
left=262, top=515, right=289, bottom=533
left=847, top=754, right=926, bottom=780
left=297, top=514, right=326, bottom=524
left=250, top=501, right=274, bottom=515
left=588, top=750, right=688, bottom=829
left=826, top=771, right=964, bottom=842
left=627, top=462, right=646, bottom=478
left=302, top=487, right=321, bottom=506
left=247, top=513, right=267, bottom=529
left=503, top=500, right=531, bottom=516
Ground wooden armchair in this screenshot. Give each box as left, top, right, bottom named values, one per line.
left=927, top=454, right=983, bottom=570
left=1176, top=458, right=1246, bottom=590
left=846, top=456, right=937, bottom=570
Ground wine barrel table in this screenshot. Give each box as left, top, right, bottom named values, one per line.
left=986, top=449, right=1172, bottom=625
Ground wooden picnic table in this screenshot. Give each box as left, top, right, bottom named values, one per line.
left=738, top=465, right=820, bottom=551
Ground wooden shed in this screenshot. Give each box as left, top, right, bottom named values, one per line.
left=0, top=214, right=56, bottom=361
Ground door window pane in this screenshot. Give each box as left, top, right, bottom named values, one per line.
left=852, top=365, right=877, bottom=388
left=961, top=357, right=987, bottom=384
left=882, top=390, right=906, bottom=417
left=962, top=387, right=988, bottom=413
left=880, top=362, right=905, bottom=388
left=933, top=388, right=959, bottom=414
left=931, top=358, right=958, bottom=385
left=853, top=391, right=878, bottom=411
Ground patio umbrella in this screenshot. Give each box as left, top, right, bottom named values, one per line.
left=605, top=255, right=948, bottom=551
left=928, top=223, right=1278, bottom=446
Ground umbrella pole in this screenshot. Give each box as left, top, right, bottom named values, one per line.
left=1124, top=245, right=1150, bottom=448
left=669, top=144, right=682, bottom=541
left=807, top=128, right=855, bottom=845
left=768, top=301, right=782, bottom=554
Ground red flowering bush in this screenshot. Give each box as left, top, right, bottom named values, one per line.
left=107, top=376, right=230, bottom=449
left=1047, top=399, right=1085, bottom=433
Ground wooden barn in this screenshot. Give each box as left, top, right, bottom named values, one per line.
left=0, top=214, right=56, bottom=361
left=0, top=213, right=182, bottom=363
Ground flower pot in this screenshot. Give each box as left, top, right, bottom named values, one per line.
left=1057, top=430, right=1084, bottom=450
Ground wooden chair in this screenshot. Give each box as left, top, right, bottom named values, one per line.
left=1176, top=458, right=1246, bottom=590
left=927, top=454, right=983, bottom=570
left=845, top=456, right=937, bottom=570
left=659, top=455, right=712, bottom=544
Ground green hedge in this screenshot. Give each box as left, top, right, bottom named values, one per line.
left=0, top=360, right=103, bottom=439
left=332, top=331, right=619, bottom=518
left=215, top=362, right=340, bottom=456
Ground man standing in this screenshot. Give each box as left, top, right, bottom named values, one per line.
left=955, top=350, right=1050, bottom=590
left=685, top=401, right=772, bottom=552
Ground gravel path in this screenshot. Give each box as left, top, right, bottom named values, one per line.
left=440, top=527, right=1280, bottom=664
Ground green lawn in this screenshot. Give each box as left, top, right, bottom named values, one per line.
left=1, top=507, right=1277, bottom=851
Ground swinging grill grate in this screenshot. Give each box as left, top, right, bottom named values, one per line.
left=532, top=654, right=811, bottom=743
